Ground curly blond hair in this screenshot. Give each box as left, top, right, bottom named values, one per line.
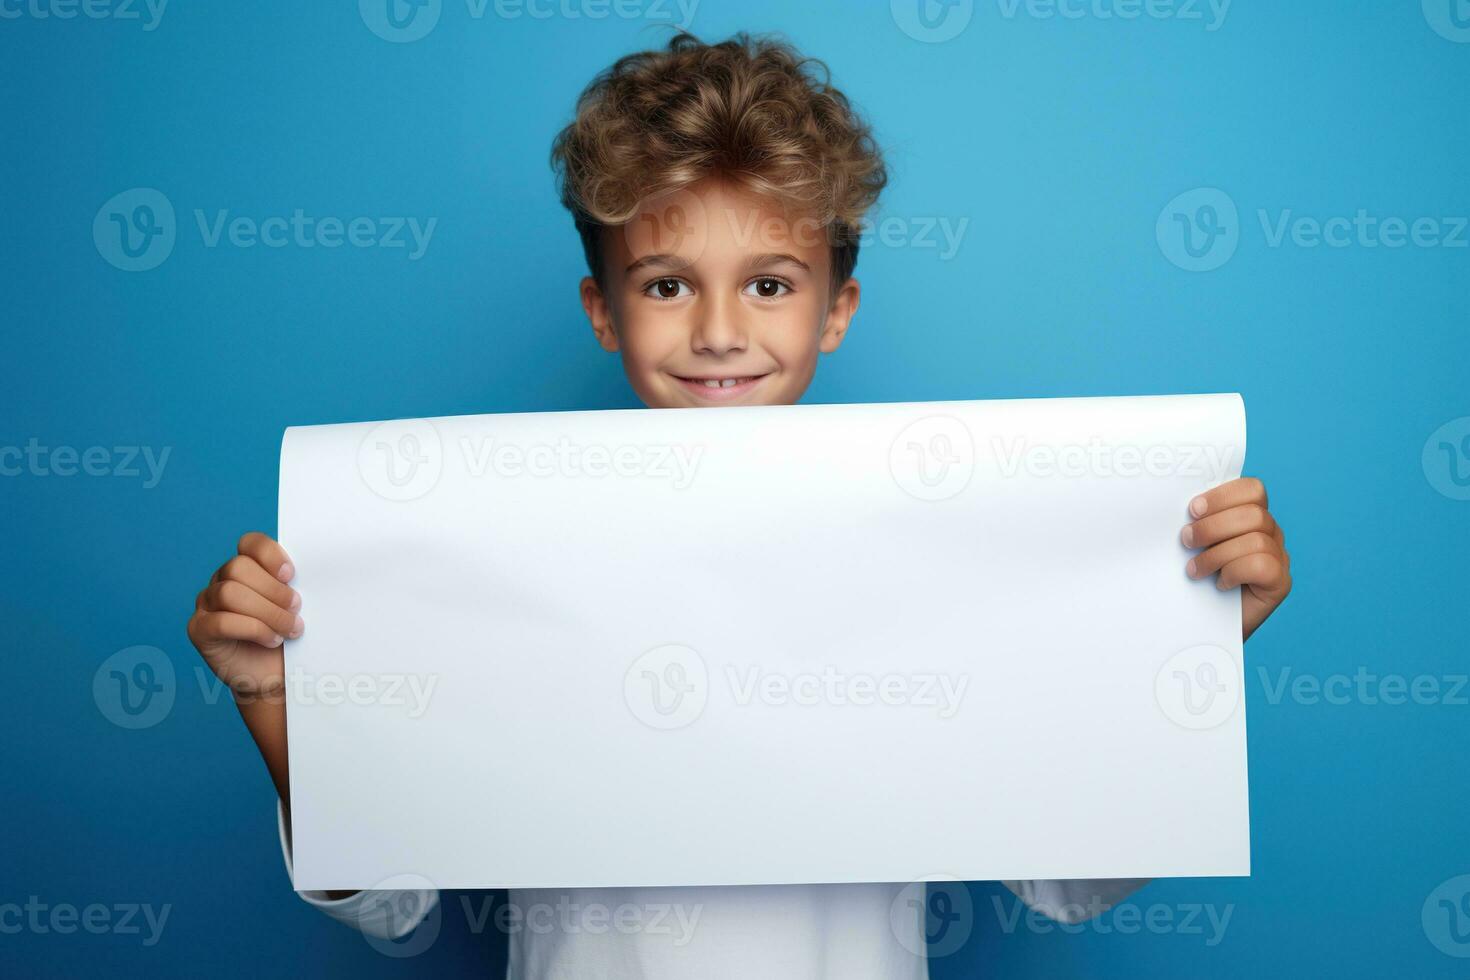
left=550, top=31, right=887, bottom=289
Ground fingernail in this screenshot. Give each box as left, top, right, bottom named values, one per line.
left=289, top=591, right=302, bottom=611
left=289, top=616, right=305, bottom=639
left=1186, top=558, right=1198, bottom=577
left=1189, top=496, right=1207, bottom=517
left=1180, top=525, right=1195, bottom=548
left=277, top=562, right=295, bottom=583
left=271, top=635, right=284, bottom=647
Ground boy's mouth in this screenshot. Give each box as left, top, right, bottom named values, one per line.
left=671, top=373, right=770, bottom=402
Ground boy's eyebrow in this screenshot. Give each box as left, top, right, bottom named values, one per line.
left=625, top=253, right=691, bottom=276
left=744, top=252, right=810, bottom=272
left=624, top=252, right=812, bottom=276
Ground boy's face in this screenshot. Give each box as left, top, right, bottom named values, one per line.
left=580, top=178, right=860, bottom=409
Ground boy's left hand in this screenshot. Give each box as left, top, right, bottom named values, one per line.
left=1181, top=477, right=1292, bottom=641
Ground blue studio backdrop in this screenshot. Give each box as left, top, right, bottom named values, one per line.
left=2, top=1, right=1467, bottom=976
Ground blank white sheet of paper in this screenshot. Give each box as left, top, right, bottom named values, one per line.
left=278, top=393, right=1250, bottom=892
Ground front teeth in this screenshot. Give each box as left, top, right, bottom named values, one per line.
left=701, top=378, right=743, bottom=388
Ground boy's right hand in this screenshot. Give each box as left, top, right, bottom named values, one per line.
left=187, top=532, right=304, bottom=702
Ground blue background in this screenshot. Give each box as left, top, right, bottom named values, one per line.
left=2, top=0, right=1467, bottom=975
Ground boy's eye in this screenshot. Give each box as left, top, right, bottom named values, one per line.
left=744, top=277, right=791, bottom=299
left=645, top=278, right=691, bottom=300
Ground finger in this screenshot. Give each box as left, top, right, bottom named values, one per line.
left=189, top=609, right=286, bottom=649
left=202, top=580, right=303, bottom=639
left=1187, top=530, right=1280, bottom=579
left=237, top=531, right=295, bottom=583
left=1188, top=477, right=1267, bottom=519
left=1182, top=503, right=1276, bottom=550
left=1216, top=551, right=1290, bottom=593
left=214, top=554, right=300, bottom=611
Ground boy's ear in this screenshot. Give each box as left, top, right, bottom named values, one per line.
left=818, top=277, right=861, bottom=354
left=580, top=276, right=620, bottom=352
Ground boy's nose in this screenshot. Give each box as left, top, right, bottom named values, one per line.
left=691, top=300, right=748, bottom=355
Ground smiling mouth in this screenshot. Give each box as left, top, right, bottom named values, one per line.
left=672, top=373, right=771, bottom=400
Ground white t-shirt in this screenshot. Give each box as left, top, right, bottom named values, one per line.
left=278, top=804, right=1146, bottom=978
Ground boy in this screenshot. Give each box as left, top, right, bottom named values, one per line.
left=187, top=32, right=1292, bottom=978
